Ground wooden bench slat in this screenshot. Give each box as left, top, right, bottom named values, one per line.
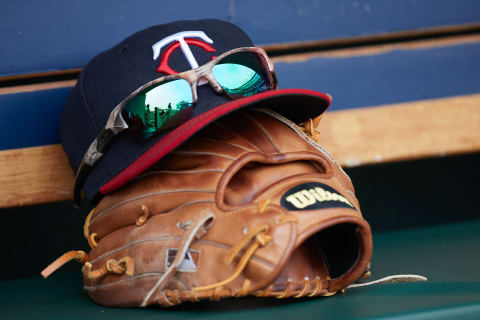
left=1, top=94, right=479, bottom=208
left=0, top=144, right=74, bottom=208
left=2, top=40, right=480, bottom=151
left=2, top=0, right=480, bottom=76
left=317, top=93, right=480, bottom=167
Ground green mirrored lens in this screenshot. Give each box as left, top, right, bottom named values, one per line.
left=122, top=79, right=193, bottom=139
left=212, top=51, right=270, bottom=97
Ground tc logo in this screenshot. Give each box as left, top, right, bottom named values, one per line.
left=152, top=31, right=216, bottom=75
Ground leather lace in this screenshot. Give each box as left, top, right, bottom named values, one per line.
left=41, top=249, right=134, bottom=281
left=192, top=224, right=272, bottom=293
left=301, top=117, right=322, bottom=143
left=41, top=199, right=426, bottom=306
left=140, top=210, right=215, bottom=306
left=41, top=205, right=146, bottom=280
left=83, top=257, right=134, bottom=280
left=41, top=250, right=88, bottom=278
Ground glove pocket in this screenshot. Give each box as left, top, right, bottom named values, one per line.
left=248, top=176, right=371, bottom=295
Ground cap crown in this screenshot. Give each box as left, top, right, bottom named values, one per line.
left=61, top=19, right=253, bottom=201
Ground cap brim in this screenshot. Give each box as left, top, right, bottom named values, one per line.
left=99, top=88, right=331, bottom=195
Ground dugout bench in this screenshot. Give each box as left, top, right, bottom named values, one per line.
left=1, top=1, right=480, bottom=319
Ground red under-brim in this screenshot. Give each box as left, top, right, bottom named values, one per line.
left=100, top=88, right=331, bottom=195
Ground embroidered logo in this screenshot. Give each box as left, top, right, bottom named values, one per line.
left=281, top=182, right=355, bottom=211
left=166, top=248, right=199, bottom=272
left=152, top=31, right=216, bottom=75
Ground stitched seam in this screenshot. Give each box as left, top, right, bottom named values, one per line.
left=256, top=108, right=334, bottom=159
left=332, top=176, right=358, bottom=210
left=89, top=237, right=275, bottom=269
left=91, top=191, right=215, bottom=225
left=255, top=108, right=353, bottom=185
left=332, top=175, right=355, bottom=197
left=79, top=63, right=118, bottom=190
left=90, top=200, right=215, bottom=240
left=174, top=275, right=188, bottom=290
left=158, top=200, right=215, bottom=220
left=223, top=142, right=252, bottom=153
left=171, top=151, right=236, bottom=161
left=197, top=137, right=252, bottom=152
left=242, top=111, right=281, bottom=153
left=84, top=272, right=165, bottom=290
left=213, top=122, right=262, bottom=152
left=136, top=169, right=223, bottom=179
left=90, top=236, right=181, bottom=263
left=79, top=67, right=101, bottom=132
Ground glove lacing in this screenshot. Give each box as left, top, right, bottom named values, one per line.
left=42, top=200, right=426, bottom=306
left=41, top=206, right=140, bottom=280
left=301, top=117, right=322, bottom=143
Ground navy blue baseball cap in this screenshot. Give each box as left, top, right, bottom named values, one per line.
left=60, top=19, right=331, bottom=202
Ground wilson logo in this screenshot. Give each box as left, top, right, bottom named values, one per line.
left=281, top=182, right=355, bottom=211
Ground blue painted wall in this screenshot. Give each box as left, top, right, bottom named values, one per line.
left=1, top=42, right=479, bottom=150
left=277, top=42, right=480, bottom=110
left=0, top=88, right=70, bottom=150
left=1, top=0, right=479, bottom=76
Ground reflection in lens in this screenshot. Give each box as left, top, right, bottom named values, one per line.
left=212, top=51, right=271, bottom=97
left=122, top=79, right=193, bottom=139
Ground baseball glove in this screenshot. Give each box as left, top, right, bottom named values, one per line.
left=42, top=109, right=372, bottom=307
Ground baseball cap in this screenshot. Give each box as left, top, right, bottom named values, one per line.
left=60, top=19, right=331, bottom=202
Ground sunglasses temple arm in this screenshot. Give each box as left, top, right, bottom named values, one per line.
left=73, top=161, right=92, bottom=208
left=271, top=70, right=278, bottom=90
left=73, top=128, right=116, bottom=207
left=271, top=71, right=279, bottom=90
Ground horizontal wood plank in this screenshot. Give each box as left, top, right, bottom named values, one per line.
left=317, top=94, right=480, bottom=167
left=1, top=0, right=480, bottom=76
left=1, top=94, right=479, bottom=208
left=272, top=33, right=480, bottom=62
left=2, top=40, right=480, bottom=151
left=0, top=80, right=75, bottom=95
left=0, top=144, right=74, bottom=208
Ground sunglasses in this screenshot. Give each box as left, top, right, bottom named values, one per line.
left=74, top=47, right=278, bottom=205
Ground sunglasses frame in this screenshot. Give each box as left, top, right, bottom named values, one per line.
left=74, top=46, right=278, bottom=206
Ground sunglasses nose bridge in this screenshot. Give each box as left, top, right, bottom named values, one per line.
left=194, top=66, right=222, bottom=94
left=204, top=73, right=223, bottom=93
left=190, top=79, right=199, bottom=102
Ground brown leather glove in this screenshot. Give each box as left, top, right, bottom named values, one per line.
left=42, top=109, right=372, bottom=307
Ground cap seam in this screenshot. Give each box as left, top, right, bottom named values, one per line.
left=78, top=68, right=102, bottom=132
left=79, top=63, right=117, bottom=196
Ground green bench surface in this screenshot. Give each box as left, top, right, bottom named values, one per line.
left=2, top=219, right=479, bottom=320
